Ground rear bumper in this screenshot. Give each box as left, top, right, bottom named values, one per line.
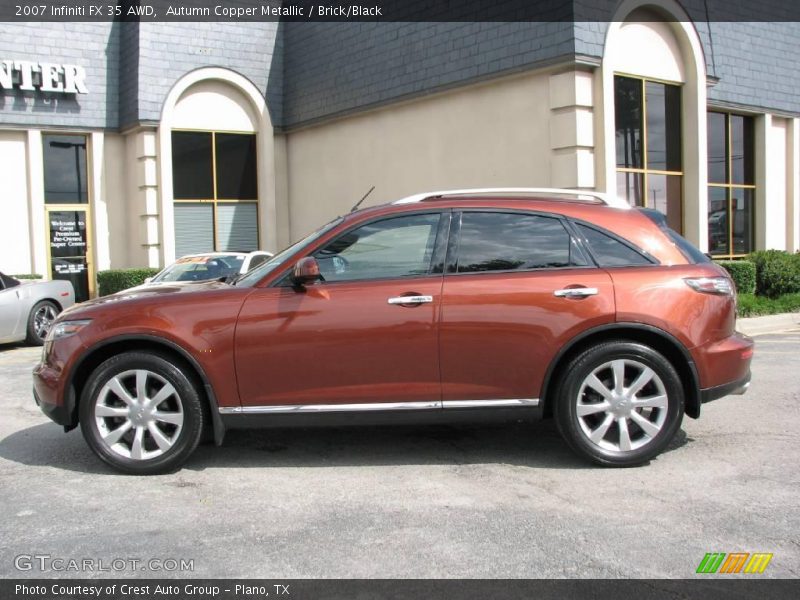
left=700, top=371, right=751, bottom=404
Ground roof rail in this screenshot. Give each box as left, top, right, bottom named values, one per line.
left=391, top=187, right=631, bottom=209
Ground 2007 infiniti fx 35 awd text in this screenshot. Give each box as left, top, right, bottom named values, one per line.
left=33, top=188, right=753, bottom=474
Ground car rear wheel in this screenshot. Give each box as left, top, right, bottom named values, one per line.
left=554, top=341, right=684, bottom=467
left=79, top=352, right=204, bottom=475
left=25, top=300, right=59, bottom=345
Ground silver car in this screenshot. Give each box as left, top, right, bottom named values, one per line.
left=0, top=273, right=75, bottom=345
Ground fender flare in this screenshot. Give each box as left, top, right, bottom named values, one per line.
left=540, top=322, right=701, bottom=418
left=67, top=334, right=226, bottom=445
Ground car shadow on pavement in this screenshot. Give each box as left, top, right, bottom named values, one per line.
left=0, top=419, right=692, bottom=475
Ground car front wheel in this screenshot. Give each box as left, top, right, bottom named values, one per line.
left=554, top=341, right=684, bottom=467
left=79, top=352, right=204, bottom=475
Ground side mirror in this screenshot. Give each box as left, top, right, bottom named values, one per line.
left=292, top=257, right=321, bottom=286
left=143, top=277, right=153, bottom=284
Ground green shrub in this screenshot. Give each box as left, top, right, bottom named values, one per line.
left=716, top=260, right=756, bottom=295
left=748, top=250, right=800, bottom=298
left=737, top=293, right=800, bottom=317
left=97, top=268, right=160, bottom=296
left=9, top=273, right=43, bottom=280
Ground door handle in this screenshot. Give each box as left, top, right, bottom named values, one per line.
left=553, top=287, right=598, bottom=298
left=387, top=295, right=434, bottom=305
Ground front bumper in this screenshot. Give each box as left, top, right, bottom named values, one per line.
left=33, top=361, right=77, bottom=430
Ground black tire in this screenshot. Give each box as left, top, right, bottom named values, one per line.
left=554, top=341, right=684, bottom=467
left=79, top=352, right=204, bottom=475
left=25, top=300, right=60, bottom=345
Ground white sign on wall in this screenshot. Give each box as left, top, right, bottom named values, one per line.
left=0, top=60, right=88, bottom=94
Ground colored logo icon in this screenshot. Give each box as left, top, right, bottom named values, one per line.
left=696, top=552, right=773, bottom=574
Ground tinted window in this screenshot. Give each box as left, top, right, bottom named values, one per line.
left=172, top=132, right=213, bottom=199
left=615, top=76, right=643, bottom=169
left=455, top=213, right=577, bottom=273
left=216, top=133, right=258, bottom=199
left=43, top=134, right=88, bottom=204
left=576, top=224, right=652, bottom=267
left=645, top=81, right=681, bottom=172
left=639, top=208, right=710, bottom=264
left=247, top=254, right=269, bottom=270
left=314, top=214, right=441, bottom=282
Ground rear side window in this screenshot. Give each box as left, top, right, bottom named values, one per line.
left=576, top=223, right=653, bottom=267
left=639, top=207, right=710, bottom=264
left=454, top=212, right=586, bottom=273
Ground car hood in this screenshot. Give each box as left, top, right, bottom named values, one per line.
left=60, top=280, right=232, bottom=316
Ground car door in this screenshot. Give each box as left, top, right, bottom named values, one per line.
left=438, top=210, right=615, bottom=403
left=234, top=211, right=448, bottom=408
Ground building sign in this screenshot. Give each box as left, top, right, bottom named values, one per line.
left=49, top=210, right=90, bottom=302
left=0, top=60, right=88, bottom=94
left=49, top=212, right=87, bottom=258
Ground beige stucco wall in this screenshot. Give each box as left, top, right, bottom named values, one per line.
left=285, top=70, right=558, bottom=239
left=0, top=131, right=33, bottom=274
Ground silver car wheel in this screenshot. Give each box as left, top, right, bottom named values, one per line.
left=33, top=304, right=57, bottom=339
left=576, top=358, right=668, bottom=453
left=94, top=369, right=184, bottom=460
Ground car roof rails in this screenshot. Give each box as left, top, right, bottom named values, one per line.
left=391, top=187, right=631, bottom=209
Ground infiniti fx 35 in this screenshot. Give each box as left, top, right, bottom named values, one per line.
left=33, top=189, right=753, bottom=474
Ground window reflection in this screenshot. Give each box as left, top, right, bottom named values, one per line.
left=456, top=213, right=580, bottom=273
left=43, top=135, right=88, bottom=204
left=707, top=112, right=756, bottom=256
left=315, top=214, right=441, bottom=282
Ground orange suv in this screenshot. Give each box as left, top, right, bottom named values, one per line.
left=33, top=189, right=753, bottom=474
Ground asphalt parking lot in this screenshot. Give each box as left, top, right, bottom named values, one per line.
left=0, top=332, right=798, bottom=579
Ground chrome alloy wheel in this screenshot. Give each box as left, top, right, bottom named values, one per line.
left=33, top=304, right=57, bottom=339
left=94, top=369, right=184, bottom=460
left=575, top=359, right=668, bottom=453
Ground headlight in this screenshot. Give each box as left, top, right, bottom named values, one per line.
left=47, top=319, right=92, bottom=341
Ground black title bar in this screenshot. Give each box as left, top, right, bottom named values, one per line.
left=4, top=579, right=800, bottom=600
left=1, top=0, right=800, bottom=22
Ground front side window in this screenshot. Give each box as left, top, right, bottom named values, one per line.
left=313, top=213, right=441, bottom=282
left=172, top=131, right=258, bottom=257
left=615, top=75, right=683, bottom=233
left=707, top=111, right=755, bottom=257
left=454, top=212, right=583, bottom=273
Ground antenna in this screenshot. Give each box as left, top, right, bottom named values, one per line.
left=350, top=186, right=375, bottom=213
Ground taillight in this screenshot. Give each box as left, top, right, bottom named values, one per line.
left=684, top=276, right=734, bottom=295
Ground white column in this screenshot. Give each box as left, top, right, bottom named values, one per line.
left=548, top=69, right=595, bottom=189
left=756, top=114, right=788, bottom=251
left=26, top=130, right=47, bottom=278
left=681, top=62, right=708, bottom=250
left=787, top=118, right=800, bottom=252
left=90, top=131, right=111, bottom=272
left=136, top=129, right=161, bottom=267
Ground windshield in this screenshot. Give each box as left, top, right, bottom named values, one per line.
left=153, top=255, right=245, bottom=283
left=235, top=217, right=345, bottom=287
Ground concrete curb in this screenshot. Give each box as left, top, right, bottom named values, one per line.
left=737, top=312, right=800, bottom=336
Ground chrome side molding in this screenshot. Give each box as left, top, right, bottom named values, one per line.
left=220, top=398, right=539, bottom=415
left=441, top=398, right=539, bottom=409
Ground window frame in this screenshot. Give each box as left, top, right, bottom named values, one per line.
left=443, top=209, right=596, bottom=276
left=171, top=128, right=260, bottom=253
left=614, top=73, right=684, bottom=232
left=706, top=110, right=757, bottom=259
